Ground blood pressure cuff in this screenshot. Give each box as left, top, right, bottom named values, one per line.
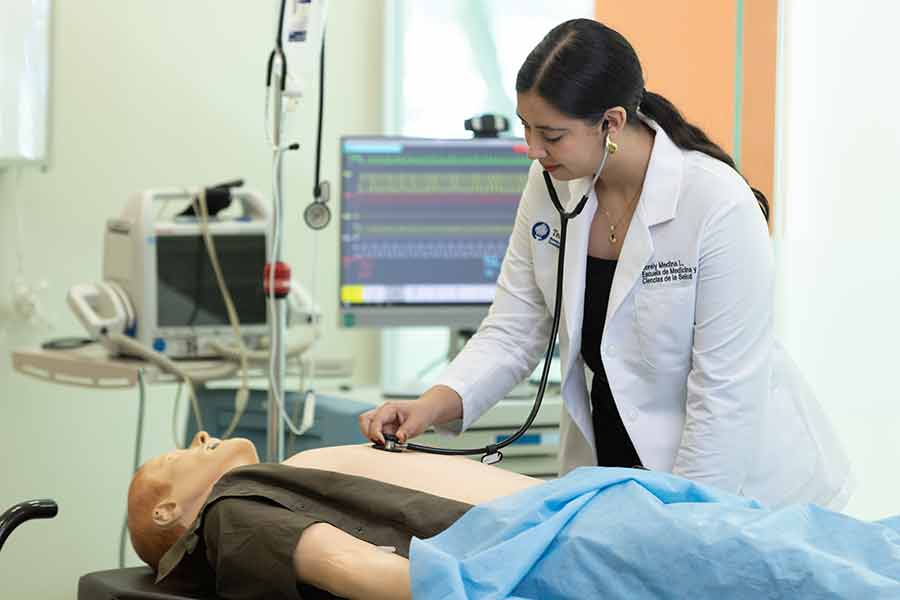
left=156, top=463, right=473, bottom=600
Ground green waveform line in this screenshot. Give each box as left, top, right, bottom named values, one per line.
left=356, top=171, right=527, bottom=194
left=348, top=154, right=529, bottom=167
left=362, top=224, right=512, bottom=235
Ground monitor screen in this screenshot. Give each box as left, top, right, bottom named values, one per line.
left=157, top=234, right=267, bottom=327
left=339, top=136, right=531, bottom=328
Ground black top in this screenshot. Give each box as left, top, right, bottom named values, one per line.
left=581, top=257, right=643, bottom=468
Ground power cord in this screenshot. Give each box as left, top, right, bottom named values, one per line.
left=194, top=188, right=251, bottom=439
left=171, top=382, right=184, bottom=450
left=109, top=334, right=208, bottom=443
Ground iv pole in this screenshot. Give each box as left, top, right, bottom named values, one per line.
left=265, top=0, right=328, bottom=462
left=265, top=1, right=290, bottom=463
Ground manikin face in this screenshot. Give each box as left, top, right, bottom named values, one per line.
left=144, top=431, right=259, bottom=526
left=516, top=90, right=608, bottom=181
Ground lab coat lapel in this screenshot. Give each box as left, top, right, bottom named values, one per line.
left=606, top=117, right=683, bottom=325
left=559, top=177, right=596, bottom=387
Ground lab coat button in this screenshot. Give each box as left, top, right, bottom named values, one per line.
left=627, top=408, right=639, bottom=422
left=606, top=345, right=616, bottom=356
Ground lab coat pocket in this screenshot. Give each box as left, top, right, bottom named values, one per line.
left=633, top=285, right=695, bottom=371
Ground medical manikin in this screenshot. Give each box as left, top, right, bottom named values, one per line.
left=128, top=438, right=900, bottom=600
left=127, top=435, right=538, bottom=600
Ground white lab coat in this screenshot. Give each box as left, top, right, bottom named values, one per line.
left=437, top=116, right=853, bottom=509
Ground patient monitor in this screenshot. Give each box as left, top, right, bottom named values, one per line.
left=68, top=186, right=315, bottom=360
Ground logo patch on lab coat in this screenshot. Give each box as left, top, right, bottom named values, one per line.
left=532, top=222, right=550, bottom=241
left=641, top=259, right=697, bottom=286
left=533, top=222, right=560, bottom=249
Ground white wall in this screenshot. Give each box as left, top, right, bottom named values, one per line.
left=0, top=2, right=383, bottom=598
left=775, top=0, right=900, bottom=519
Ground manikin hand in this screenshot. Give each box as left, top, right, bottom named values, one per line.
left=358, top=385, right=463, bottom=445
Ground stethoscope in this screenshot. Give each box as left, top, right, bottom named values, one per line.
left=373, top=131, right=616, bottom=465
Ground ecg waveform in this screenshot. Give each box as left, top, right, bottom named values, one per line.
left=350, top=224, right=511, bottom=237
left=353, top=171, right=527, bottom=195
left=339, top=139, right=528, bottom=296
left=348, top=240, right=507, bottom=260
left=347, top=153, right=528, bottom=167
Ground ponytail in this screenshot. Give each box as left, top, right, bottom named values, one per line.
left=516, top=20, right=770, bottom=225
left=640, top=90, right=770, bottom=224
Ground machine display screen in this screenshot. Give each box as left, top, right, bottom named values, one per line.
left=157, top=234, right=267, bottom=327
left=339, top=137, right=530, bottom=308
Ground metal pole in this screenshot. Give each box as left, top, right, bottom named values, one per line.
left=267, top=53, right=287, bottom=463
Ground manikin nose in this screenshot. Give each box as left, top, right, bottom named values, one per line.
left=191, top=431, right=210, bottom=448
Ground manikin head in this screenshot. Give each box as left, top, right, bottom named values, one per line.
left=126, top=431, right=259, bottom=570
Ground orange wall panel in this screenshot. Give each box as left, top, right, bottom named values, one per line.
left=595, top=1, right=778, bottom=218
left=595, top=1, right=737, bottom=152
left=742, top=0, right=778, bottom=203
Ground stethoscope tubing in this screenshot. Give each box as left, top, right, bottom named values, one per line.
left=376, top=139, right=612, bottom=464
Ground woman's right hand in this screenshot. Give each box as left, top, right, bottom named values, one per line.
left=358, top=385, right=463, bottom=445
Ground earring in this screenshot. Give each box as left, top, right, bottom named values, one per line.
left=605, top=135, right=618, bottom=155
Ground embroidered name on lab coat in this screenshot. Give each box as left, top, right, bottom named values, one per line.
left=549, top=228, right=560, bottom=248
left=641, top=260, right=697, bottom=286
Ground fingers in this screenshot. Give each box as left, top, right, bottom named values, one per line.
left=358, top=410, right=374, bottom=440
left=358, top=409, right=379, bottom=443
left=394, top=409, right=425, bottom=444
left=358, top=401, right=431, bottom=445
left=358, top=404, right=401, bottom=445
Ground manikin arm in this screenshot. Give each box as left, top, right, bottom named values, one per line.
left=294, top=522, right=411, bottom=600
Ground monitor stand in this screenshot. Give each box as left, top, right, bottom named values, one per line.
left=381, top=328, right=535, bottom=400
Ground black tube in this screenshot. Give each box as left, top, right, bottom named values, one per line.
left=398, top=214, right=569, bottom=460
left=313, top=28, right=326, bottom=200
left=375, top=172, right=588, bottom=463
left=275, top=0, right=287, bottom=48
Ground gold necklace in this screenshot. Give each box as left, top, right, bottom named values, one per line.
left=599, top=188, right=641, bottom=244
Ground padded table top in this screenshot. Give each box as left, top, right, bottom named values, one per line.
left=78, top=566, right=344, bottom=599
left=78, top=567, right=218, bottom=600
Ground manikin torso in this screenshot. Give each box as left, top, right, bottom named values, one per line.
left=281, top=445, right=541, bottom=505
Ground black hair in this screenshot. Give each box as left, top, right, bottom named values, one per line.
left=516, top=18, right=770, bottom=224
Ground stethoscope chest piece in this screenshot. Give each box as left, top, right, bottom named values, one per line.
left=373, top=434, right=407, bottom=453
left=481, top=451, right=503, bottom=465
left=304, top=201, right=331, bottom=230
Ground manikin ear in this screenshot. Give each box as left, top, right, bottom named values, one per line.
left=600, top=107, right=628, bottom=138
left=152, top=500, right=183, bottom=528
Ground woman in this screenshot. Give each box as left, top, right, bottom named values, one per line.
left=361, top=19, right=852, bottom=508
